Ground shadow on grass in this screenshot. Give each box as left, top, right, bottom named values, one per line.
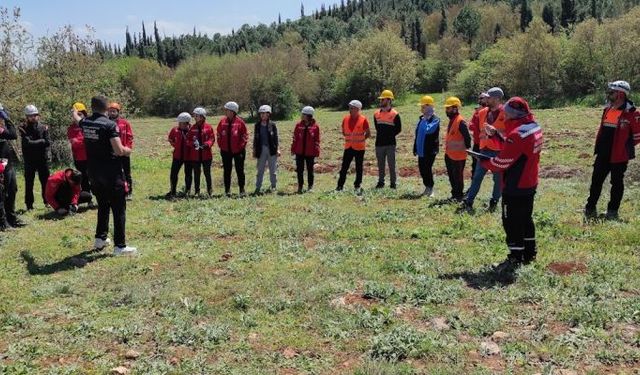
left=439, top=267, right=517, bottom=289
left=36, top=206, right=93, bottom=221
left=20, top=249, right=110, bottom=275
left=397, top=193, right=425, bottom=200
left=148, top=193, right=226, bottom=201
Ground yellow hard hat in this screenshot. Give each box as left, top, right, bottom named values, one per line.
left=418, top=95, right=435, bottom=106
left=444, top=97, right=462, bottom=108
left=73, top=102, right=87, bottom=112
left=378, top=89, right=395, bottom=100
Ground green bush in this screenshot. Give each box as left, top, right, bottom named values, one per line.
left=416, top=58, right=450, bottom=92
left=249, top=73, right=299, bottom=120
left=369, top=326, right=422, bottom=362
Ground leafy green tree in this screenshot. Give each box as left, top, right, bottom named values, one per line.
left=453, top=5, right=481, bottom=44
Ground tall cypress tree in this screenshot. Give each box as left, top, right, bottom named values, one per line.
left=154, top=21, right=165, bottom=65
left=542, top=4, right=556, bottom=32
left=438, top=7, right=447, bottom=38
left=520, top=0, right=533, bottom=32
left=561, top=0, right=576, bottom=28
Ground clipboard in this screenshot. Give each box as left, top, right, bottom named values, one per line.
left=466, top=149, right=491, bottom=160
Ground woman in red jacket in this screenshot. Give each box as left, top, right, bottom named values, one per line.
left=291, top=106, right=320, bottom=194
left=187, top=107, right=215, bottom=196
left=167, top=112, right=192, bottom=198
left=67, top=102, right=92, bottom=196
left=108, top=102, right=134, bottom=200
left=216, top=102, right=248, bottom=196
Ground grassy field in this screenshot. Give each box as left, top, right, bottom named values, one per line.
left=1, top=94, right=639, bottom=374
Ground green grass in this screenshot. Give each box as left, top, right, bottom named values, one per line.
left=1, top=96, right=639, bottom=374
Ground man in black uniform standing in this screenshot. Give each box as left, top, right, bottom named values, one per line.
left=0, top=105, right=25, bottom=229
left=73, top=96, right=137, bottom=255
left=20, top=105, right=50, bottom=210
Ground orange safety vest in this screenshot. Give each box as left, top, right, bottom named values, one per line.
left=342, top=114, right=367, bottom=151
left=374, top=108, right=399, bottom=126
left=445, top=115, right=467, bottom=161
left=602, top=108, right=623, bottom=129
left=477, top=107, right=506, bottom=151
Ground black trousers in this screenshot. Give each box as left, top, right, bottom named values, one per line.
left=295, top=155, right=315, bottom=189
left=24, top=159, right=50, bottom=208
left=470, top=144, right=480, bottom=182
left=91, top=176, right=127, bottom=248
left=2, top=166, right=17, bottom=223
left=586, top=156, right=628, bottom=212
left=338, top=148, right=365, bottom=188
left=170, top=159, right=190, bottom=194
left=189, top=159, right=212, bottom=194
left=73, top=160, right=92, bottom=193
left=221, top=150, right=245, bottom=193
left=445, top=155, right=466, bottom=200
left=418, top=153, right=436, bottom=188
left=54, top=183, right=92, bottom=208
left=502, top=193, right=536, bottom=261
left=120, top=156, right=133, bottom=194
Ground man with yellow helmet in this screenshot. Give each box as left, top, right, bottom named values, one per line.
left=444, top=97, right=471, bottom=201
left=374, top=89, right=402, bottom=189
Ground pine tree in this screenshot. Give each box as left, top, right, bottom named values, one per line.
left=438, top=7, right=447, bottom=38
left=125, top=27, right=133, bottom=56
left=154, top=21, right=165, bottom=65
left=542, top=4, right=555, bottom=32
left=561, top=0, right=576, bottom=28
left=142, top=21, right=148, bottom=46
left=520, top=0, right=532, bottom=32
left=278, top=13, right=282, bottom=25
left=301, top=3, right=305, bottom=18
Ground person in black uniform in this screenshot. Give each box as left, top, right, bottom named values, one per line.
left=20, top=105, right=50, bottom=210
left=72, top=96, right=137, bottom=255
left=0, top=105, right=24, bottom=229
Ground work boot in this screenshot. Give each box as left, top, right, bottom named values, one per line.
left=114, top=245, right=138, bottom=256
left=165, top=191, right=176, bottom=199
left=491, top=255, right=523, bottom=281
left=423, top=187, right=434, bottom=197
left=375, top=182, right=384, bottom=189
left=584, top=205, right=597, bottom=219
left=456, top=200, right=473, bottom=214
left=488, top=199, right=499, bottom=213
left=297, top=186, right=304, bottom=194
left=307, top=185, right=313, bottom=193
left=335, top=186, right=343, bottom=192
left=94, top=238, right=111, bottom=250
left=8, top=217, right=25, bottom=228
left=126, top=192, right=133, bottom=201
left=605, top=209, right=619, bottom=220
left=390, top=183, right=397, bottom=189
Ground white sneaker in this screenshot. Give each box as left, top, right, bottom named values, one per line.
left=94, top=238, right=111, bottom=250
left=113, top=246, right=138, bottom=256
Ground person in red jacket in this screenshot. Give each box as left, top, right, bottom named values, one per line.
left=166, top=112, right=193, bottom=198
left=45, top=169, right=92, bottom=216
left=187, top=107, right=215, bottom=196
left=291, top=106, right=321, bottom=194
left=216, top=101, right=248, bottom=196
left=67, top=102, right=92, bottom=197
left=108, top=102, right=134, bottom=200
left=468, top=92, right=489, bottom=180
left=476, top=97, right=543, bottom=276
left=585, top=81, right=640, bottom=220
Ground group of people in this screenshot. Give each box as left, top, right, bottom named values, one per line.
left=0, top=80, right=638, bottom=272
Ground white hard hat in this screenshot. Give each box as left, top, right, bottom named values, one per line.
left=224, top=101, right=239, bottom=113
left=177, top=112, right=192, bottom=123
left=301, top=106, right=315, bottom=116
left=193, top=107, right=207, bottom=117
left=348, top=100, right=363, bottom=109
left=608, top=80, right=630, bottom=95
left=258, top=105, right=272, bottom=114
left=24, top=104, right=39, bottom=116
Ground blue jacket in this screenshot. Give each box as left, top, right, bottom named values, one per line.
left=413, top=115, right=440, bottom=157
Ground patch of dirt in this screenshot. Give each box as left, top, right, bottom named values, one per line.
left=218, top=252, right=233, bottom=262
left=330, top=292, right=376, bottom=310
left=313, top=163, right=338, bottom=173
left=546, top=261, right=588, bottom=276
left=539, top=165, right=582, bottom=179
left=578, top=152, right=592, bottom=159
left=466, top=349, right=506, bottom=372
left=397, top=166, right=419, bottom=177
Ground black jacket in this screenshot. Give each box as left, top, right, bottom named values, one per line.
left=374, top=112, right=402, bottom=147
left=0, top=119, right=18, bottom=164
left=20, top=122, right=50, bottom=163
left=253, top=121, right=279, bottom=158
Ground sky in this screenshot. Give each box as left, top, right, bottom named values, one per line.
left=4, top=0, right=329, bottom=46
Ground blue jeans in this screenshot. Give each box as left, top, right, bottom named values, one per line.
left=465, top=149, right=501, bottom=205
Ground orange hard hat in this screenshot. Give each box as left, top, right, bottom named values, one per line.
left=108, top=102, right=121, bottom=111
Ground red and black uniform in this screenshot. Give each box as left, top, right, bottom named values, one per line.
left=291, top=120, right=320, bottom=190
left=115, top=118, right=134, bottom=195
left=45, top=169, right=91, bottom=211
left=186, top=121, right=215, bottom=195
left=216, top=116, right=248, bottom=194
left=0, top=116, right=19, bottom=227
left=67, top=122, right=91, bottom=193
left=168, top=126, right=191, bottom=195
left=482, top=118, right=543, bottom=262
left=586, top=100, right=640, bottom=213
left=468, top=107, right=483, bottom=178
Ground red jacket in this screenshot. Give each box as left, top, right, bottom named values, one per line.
left=594, top=101, right=640, bottom=163
left=482, top=121, right=543, bottom=196
left=67, top=122, right=87, bottom=161
left=116, top=118, right=134, bottom=148
left=168, top=126, right=190, bottom=161
left=45, top=169, right=81, bottom=210
left=469, top=108, right=482, bottom=146
left=291, top=120, right=320, bottom=157
left=187, top=122, right=215, bottom=161
left=216, top=116, right=248, bottom=154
